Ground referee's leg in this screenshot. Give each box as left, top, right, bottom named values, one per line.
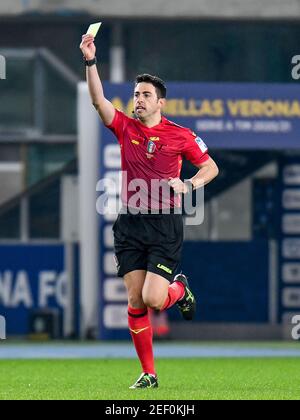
left=124, top=270, right=146, bottom=309
left=142, top=272, right=170, bottom=310
left=142, top=271, right=185, bottom=312
left=125, top=270, right=157, bottom=381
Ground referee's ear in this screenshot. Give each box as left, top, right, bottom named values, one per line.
left=159, top=97, right=166, bottom=110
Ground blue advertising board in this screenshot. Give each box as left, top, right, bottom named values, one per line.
left=278, top=156, right=300, bottom=325
left=103, top=82, right=300, bottom=150
left=173, top=241, right=269, bottom=323
left=0, top=245, right=66, bottom=335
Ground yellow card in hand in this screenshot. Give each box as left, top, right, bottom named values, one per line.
left=87, top=22, right=102, bottom=38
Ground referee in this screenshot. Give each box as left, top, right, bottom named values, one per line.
left=80, top=34, right=219, bottom=389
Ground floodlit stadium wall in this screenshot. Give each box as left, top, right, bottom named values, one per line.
left=0, top=244, right=80, bottom=338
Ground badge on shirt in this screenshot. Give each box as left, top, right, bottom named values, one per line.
left=147, top=140, right=156, bottom=154
left=146, top=140, right=156, bottom=159
left=195, top=137, right=208, bottom=153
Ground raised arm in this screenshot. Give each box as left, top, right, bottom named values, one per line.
left=80, top=34, right=115, bottom=126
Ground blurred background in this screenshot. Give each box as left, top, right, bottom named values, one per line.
left=0, top=0, right=300, bottom=342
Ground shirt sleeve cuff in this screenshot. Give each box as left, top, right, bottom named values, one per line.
left=194, top=153, right=210, bottom=166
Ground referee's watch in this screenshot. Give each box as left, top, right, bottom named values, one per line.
left=84, top=57, right=97, bottom=67
left=185, top=180, right=195, bottom=194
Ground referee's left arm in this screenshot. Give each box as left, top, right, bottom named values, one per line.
left=168, top=157, right=219, bottom=194
left=189, top=157, right=219, bottom=190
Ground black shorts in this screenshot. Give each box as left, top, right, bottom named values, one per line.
left=112, top=211, right=184, bottom=282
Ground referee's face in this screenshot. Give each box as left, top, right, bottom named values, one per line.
left=134, top=83, right=165, bottom=120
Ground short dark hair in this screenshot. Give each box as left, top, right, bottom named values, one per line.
left=135, top=74, right=167, bottom=99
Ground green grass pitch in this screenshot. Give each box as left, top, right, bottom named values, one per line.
left=0, top=358, right=300, bottom=400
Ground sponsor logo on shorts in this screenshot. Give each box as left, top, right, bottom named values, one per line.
left=157, top=264, right=173, bottom=275
left=131, top=139, right=140, bottom=145
left=149, top=137, right=160, bottom=142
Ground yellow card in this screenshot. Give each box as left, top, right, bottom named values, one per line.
left=87, top=22, right=102, bottom=38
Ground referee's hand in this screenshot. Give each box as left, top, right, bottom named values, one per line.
left=80, top=34, right=96, bottom=60
left=168, top=178, right=188, bottom=194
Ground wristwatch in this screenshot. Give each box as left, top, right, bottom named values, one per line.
left=84, top=57, right=97, bottom=67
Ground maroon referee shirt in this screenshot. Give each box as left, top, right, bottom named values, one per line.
left=106, top=109, right=210, bottom=211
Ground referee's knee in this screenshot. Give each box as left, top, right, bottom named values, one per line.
left=143, top=296, right=164, bottom=311
left=127, top=293, right=145, bottom=309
